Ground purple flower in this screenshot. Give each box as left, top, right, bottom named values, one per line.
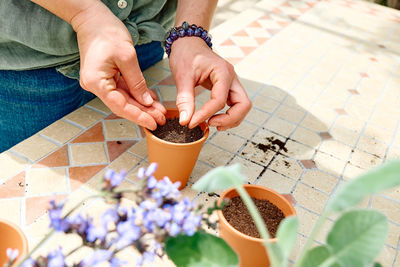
left=136, top=251, right=155, bottom=266
left=147, top=176, right=157, bottom=189
left=168, top=222, right=181, bottom=237
left=137, top=167, right=145, bottom=179
left=49, top=200, right=69, bottom=232
left=110, top=257, right=126, bottom=267
left=115, top=219, right=141, bottom=249
left=6, top=248, right=19, bottom=264
left=104, top=169, right=126, bottom=188
left=20, top=258, right=36, bottom=267
left=86, top=221, right=107, bottom=243
left=67, top=214, right=89, bottom=235
left=102, top=208, right=119, bottom=225
left=182, top=214, right=202, bottom=236
left=145, top=163, right=158, bottom=177
left=47, top=247, right=65, bottom=267
left=151, top=177, right=180, bottom=203
left=80, top=249, right=113, bottom=266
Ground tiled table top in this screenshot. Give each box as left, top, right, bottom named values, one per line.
left=1, top=0, right=400, bottom=265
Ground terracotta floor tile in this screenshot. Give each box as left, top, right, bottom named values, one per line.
left=300, top=159, right=316, bottom=169
left=0, top=171, right=25, bottom=198
left=85, top=98, right=111, bottom=114
left=33, top=145, right=69, bottom=168
left=128, top=139, right=148, bottom=158
left=71, top=123, right=104, bottom=143
left=69, top=165, right=106, bottom=191
left=25, top=194, right=66, bottom=225
left=103, top=120, right=139, bottom=140
left=26, top=168, right=68, bottom=196
left=107, top=140, right=137, bottom=162
left=158, top=75, right=175, bottom=86
left=104, top=113, right=124, bottom=120
left=70, top=143, right=108, bottom=166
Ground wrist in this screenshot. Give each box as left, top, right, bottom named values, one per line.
left=70, top=1, right=114, bottom=33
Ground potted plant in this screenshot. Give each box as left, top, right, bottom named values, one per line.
left=193, top=161, right=400, bottom=267
left=0, top=219, right=28, bottom=267
left=144, top=108, right=209, bottom=189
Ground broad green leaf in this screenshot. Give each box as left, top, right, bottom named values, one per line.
left=193, top=164, right=246, bottom=193
left=276, top=216, right=298, bottom=262
left=165, top=231, right=239, bottom=267
left=373, top=263, right=383, bottom=267
left=299, top=246, right=340, bottom=267
left=325, top=210, right=388, bottom=267
left=326, top=160, right=400, bottom=213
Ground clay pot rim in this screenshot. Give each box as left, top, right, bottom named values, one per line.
left=0, top=218, right=29, bottom=255
left=143, top=108, right=209, bottom=147
left=216, top=184, right=296, bottom=243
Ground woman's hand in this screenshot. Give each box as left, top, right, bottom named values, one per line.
left=71, top=3, right=166, bottom=130
left=169, top=37, right=252, bottom=131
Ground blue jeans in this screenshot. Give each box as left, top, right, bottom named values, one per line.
left=0, top=41, right=164, bottom=153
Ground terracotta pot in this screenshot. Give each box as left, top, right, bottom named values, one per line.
left=217, top=185, right=296, bottom=267
left=0, top=219, right=28, bottom=266
left=144, top=108, right=209, bottom=190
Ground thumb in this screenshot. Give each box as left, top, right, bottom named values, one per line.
left=175, top=76, right=195, bottom=126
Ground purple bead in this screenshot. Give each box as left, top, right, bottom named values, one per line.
left=178, top=29, right=185, bottom=37
left=165, top=42, right=171, bottom=48
left=205, top=36, right=211, bottom=44
left=201, top=31, right=208, bottom=40
left=186, top=28, right=194, bottom=36
left=170, top=31, right=178, bottom=41
left=194, top=28, right=202, bottom=36
left=166, top=37, right=173, bottom=44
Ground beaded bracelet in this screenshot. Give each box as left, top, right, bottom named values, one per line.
left=164, top=21, right=213, bottom=57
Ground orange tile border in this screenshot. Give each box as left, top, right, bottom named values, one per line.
left=0, top=171, right=25, bottom=199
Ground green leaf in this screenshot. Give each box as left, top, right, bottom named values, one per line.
left=299, top=246, right=340, bottom=267
left=326, top=160, right=400, bottom=213
left=276, top=216, right=298, bottom=262
left=193, top=164, right=246, bottom=193
left=165, top=231, right=239, bottom=267
left=373, top=263, right=383, bottom=267
left=325, top=210, right=388, bottom=267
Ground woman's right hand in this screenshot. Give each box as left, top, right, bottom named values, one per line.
left=71, top=2, right=166, bottom=130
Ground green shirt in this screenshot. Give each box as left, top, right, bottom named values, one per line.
left=0, top=0, right=176, bottom=79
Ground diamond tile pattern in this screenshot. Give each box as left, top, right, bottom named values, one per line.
left=1, top=0, right=400, bottom=265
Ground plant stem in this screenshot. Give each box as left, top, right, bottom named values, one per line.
left=234, top=186, right=281, bottom=266
left=66, top=245, right=84, bottom=257
left=295, top=212, right=328, bottom=267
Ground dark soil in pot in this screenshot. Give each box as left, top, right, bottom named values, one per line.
left=151, top=117, right=203, bottom=143
left=222, top=196, right=285, bottom=238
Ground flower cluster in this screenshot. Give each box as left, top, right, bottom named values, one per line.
left=15, top=163, right=202, bottom=267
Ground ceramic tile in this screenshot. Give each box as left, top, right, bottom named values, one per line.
left=71, top=123, right=104, bottom=143
left=0, top=198, right=21, bottom=226
left=240, top=140, right=276, bottom=166
left=300, top=114, right=330, bottom=132
left=33, top=145, right=69, bottom=168
left=275, top=105, right=306, bottom=124
left=294, top=183, right=329, bottom=214
left=11, top=135, right=59, bottom=162
left=252, top=95, right=281, bottom=113
left=334, top=115, right=365, bottom=133
left=229, top=156, right=264, bottom=183
left=350, top=149, right=382, bottom=170
left=371, top=196, right=400, bottom=224
left=0, top=152, right=30, bottom=180
left=330, top=125, right=360, bottom=147
left=143, top=66, right=171, bottom=81
left=188, top=160, right=213, bottom=184
left=198, top=143, right=233, bottom=167
left=40, top=120, right=82, bottom=144
left=256, top=169, right=296, bottom=194
left=227, top=120, right=259, bottom=139
left=26, top=168, right=68, bottom=196
left=386, top=222, right=400, bottom=248
left=210, top=131, right=246, bottom=153
left=301, top=160, right=317, bottom=169
left=245, top=108, right=270, bottom=125
left=106, top=152, right=141, bottom=173
left=128, top=139, right=148, bottom=158
left=69, top=165, right=106, bottom=191
left=375, top=246, right=396, bottom=267
left=318, top=140, right=353, bottom=161
left=85, top=97, right=112, bottom=114
left=301, top=169, right=338, bottom=194
left=0, top=171, right=25, bottom=199
left=291, top=126, right=322, bottom=148
left=25, top=194, right=66, bottom=225
left=63, top=106, right=105, bottom=128
left=103, top=120, right=139, bottom=140
left=294, top=206, right=320, bottom=237
left=25, top=214, right=50, bottom=249
left=156, top=85, right=177, bottom=103
left=106, top=140, right=137, bottom=161
left=314, top=151, right=347, bottom=176
left=342, top=163, right=366, bottom=180
left=264, top=116, right=297, bottom=137
left=282, top=140, right=315, bottom=160
left=70, top=143, right=108, bottom=166
left=357, top=135, right=387, bottom=158
left=269, top=154, right=304, bottom=180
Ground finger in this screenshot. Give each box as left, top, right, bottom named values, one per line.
left=114, top=48, right=154, bottom=106
left=102, top=88, right=158, bottom=130
left=189, top=73, right=231, bottom=128
left=126, top=97, right=167, bottom=126
left=208, top=77, right=252, bottom=129
left=175, top=75, right=196, bottom=126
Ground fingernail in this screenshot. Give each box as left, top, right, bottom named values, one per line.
left=180, top=111, right=188, bottom=123
left=143, top=92, right=153, bottom=105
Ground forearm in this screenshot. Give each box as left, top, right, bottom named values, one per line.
left=30, top=0, right=114, bottom=31
left=175, top=0, right=218, bottom=30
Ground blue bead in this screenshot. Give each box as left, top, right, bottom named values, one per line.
left=165, top=42, right=171, bottom=48
left=170, top=31, right=178, bottom=40
left=186, top=28, right=194, bottom=36
left=194, top=28, right=202, bottom=36
left=178, top=29, right=185, bottom=37
left=201, top=31, right=208, bottom=39
left=205, top=36, right=211, bottom=43
left=166, top=37, right=173, bottom=44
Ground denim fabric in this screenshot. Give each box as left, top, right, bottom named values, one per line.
left=0, top=41, right=164, bottom=153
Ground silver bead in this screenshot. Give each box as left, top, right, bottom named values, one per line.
left=117, top=0, right=128, bottom=9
